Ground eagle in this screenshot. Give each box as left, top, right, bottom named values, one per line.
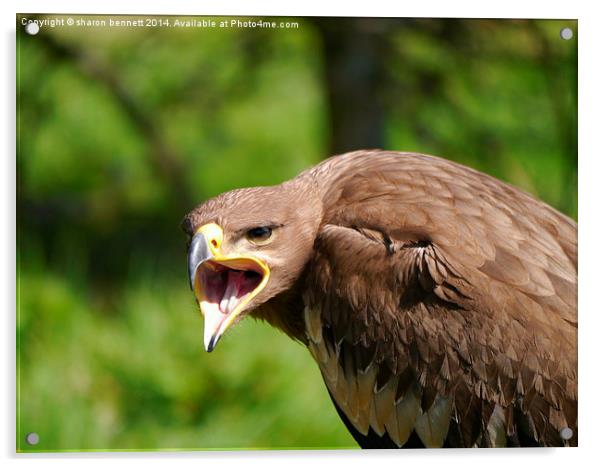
left=182, top=150, right=577, bottom=448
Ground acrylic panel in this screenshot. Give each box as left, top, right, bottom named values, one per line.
left=16, top=14, right=577, bottom=452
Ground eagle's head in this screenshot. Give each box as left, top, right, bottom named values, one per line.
left=182, top=180, right=322, bottom=352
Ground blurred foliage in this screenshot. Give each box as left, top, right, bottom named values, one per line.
left=16, top=15, right=576, bottom=451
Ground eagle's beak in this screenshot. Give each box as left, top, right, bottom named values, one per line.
left=188, top=223, right=270, bottom=352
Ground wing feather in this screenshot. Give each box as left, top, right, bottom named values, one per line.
left=302, top=151, right=577, bottom=448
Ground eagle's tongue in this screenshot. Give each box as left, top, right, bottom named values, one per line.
left=219, top=270, right=244, bottom=314
left=203, top=268, right=262, bottom=352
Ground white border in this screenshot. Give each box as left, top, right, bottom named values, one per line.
left=3, top=1, right=601, bottom=466
left=8, top=0, right=582, bottom=18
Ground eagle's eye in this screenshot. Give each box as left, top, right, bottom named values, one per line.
left=246, top=226, right=273, bottom=245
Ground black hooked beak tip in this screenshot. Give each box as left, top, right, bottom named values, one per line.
left=188, top=232, right=214, bottom=291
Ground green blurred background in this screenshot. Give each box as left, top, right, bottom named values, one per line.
left=16, top=15, right=577, bottom=451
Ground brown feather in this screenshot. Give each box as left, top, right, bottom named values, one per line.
left=414, top=393, right=453, bottom=447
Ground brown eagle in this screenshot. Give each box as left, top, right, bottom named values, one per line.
left=182, top=150, right=577, bottom=448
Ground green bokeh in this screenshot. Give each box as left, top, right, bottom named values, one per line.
left=16, top=15, right=577, bottom=452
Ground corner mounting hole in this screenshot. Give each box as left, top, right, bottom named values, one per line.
left=25, top=22, right=40, bottom=35
left=25, top=432, right=40, bottom=445
left=559, top=427, right=573, bottom=440
left=560, top=27, right=573, bottom=40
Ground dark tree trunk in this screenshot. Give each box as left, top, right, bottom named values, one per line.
left=313, top=18, right=395, bottom=155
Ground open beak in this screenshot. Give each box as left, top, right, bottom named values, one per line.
left=188, top=223, right=270, bottom=352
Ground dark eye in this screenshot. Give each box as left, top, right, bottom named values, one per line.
left=246, top=226, right=273, bottom=245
